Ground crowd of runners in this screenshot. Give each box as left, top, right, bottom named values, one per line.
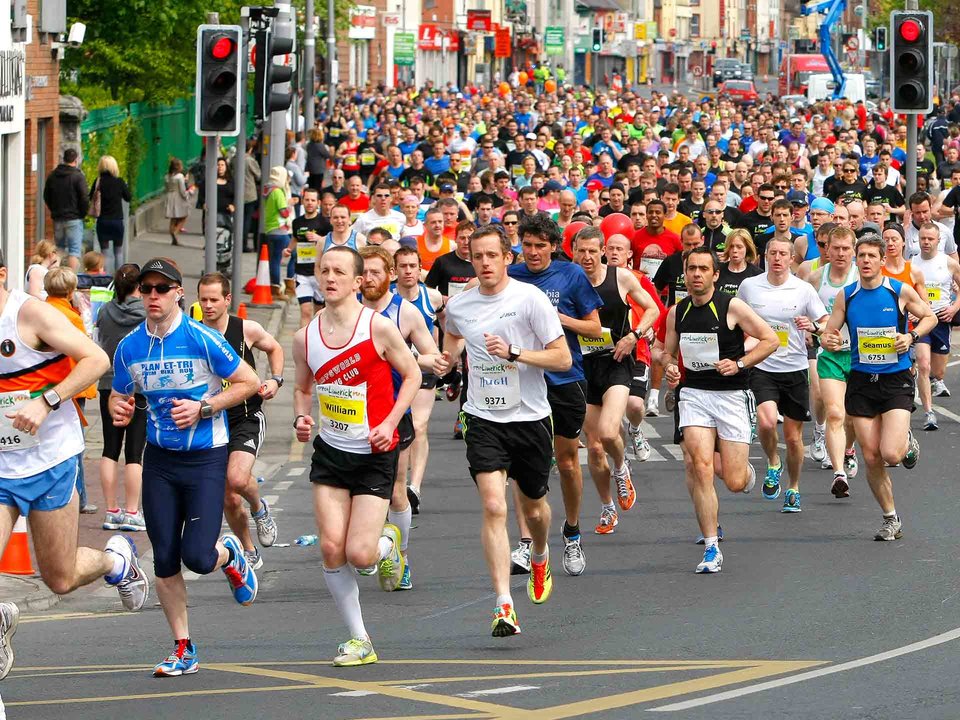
left=2, top=81, right=960, bottom=674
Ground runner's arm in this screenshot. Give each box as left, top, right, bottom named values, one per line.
left=484, top=334, right=570, bottom=372
left=402, top=303, right=444, bottom=374
left=292, top=326, right=316, bottom=441
left=936, top=258, right=960, bottom=322
left=558, top=308, right=601, bottom=337
left=659, top=306, right=682, bottom=387
left=621, top=269, right=660, bottom=335
left=205, top=360, right=259, bottom=414
left=900, top=284, right=937, bottom=344
left=372, top=314, right=421, bottom=451
left=245, top=319, right=285, bottom=399
left=27, top=299, right=110, bottom=399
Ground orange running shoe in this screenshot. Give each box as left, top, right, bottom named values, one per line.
left=594, top=507, right=619, bottom=534
left=614, top=464, right=636, bottom=511
left=527, top=559, right=553, bottom=604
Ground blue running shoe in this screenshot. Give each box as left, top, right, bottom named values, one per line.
left=781, top=489, right=802, bottom=513
left=762, top=464, right=783, bottom=500
left=397, top=562, right=412, bottom=590
left=220, top=533, right=258, bottom=606
left=696, top=544, right=723, bottom=574
left=153, top=639, right=198, bottom=677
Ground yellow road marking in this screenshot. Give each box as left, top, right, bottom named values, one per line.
left=5, top=684, right=322, bottom=707
left=352, top=715, right=492, bottom=720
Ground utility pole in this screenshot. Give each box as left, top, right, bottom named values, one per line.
left=905, top=0, right=918, bottom=199
left=231, top=7, right=250, bottom=311
left=327, top=0, right=337, bottom=114
left=304, top=0, right=316, bottom=129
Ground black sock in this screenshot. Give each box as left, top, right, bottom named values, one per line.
left=562, top=522, right=580, bottom=539
left=225, top=545, right=236, bottom=564
left=520, top=537, right=532, bottom=546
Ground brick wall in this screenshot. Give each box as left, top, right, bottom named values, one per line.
left=335, top=0, right=388, bottom=90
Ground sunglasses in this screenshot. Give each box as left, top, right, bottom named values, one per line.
left=502, top=220, right=518, bottom=225
left=704, top=209, right=723, bottom=214
left=817, top=241, right=827, bottom=248
left=759, top=195, right=775, bottom=201
left=139, top=283, right=179, bottom=295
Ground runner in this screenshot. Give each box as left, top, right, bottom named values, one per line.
left=197, top=273, right=282, bottom=570
left=0, top=249, right=148, bottom=680
left=443, top=224, right=572, bottom=637
left=573, top=226, right=659, bottom=534
left=738, top=238, right=829, bottom=512
left=505, top=213, right=603, bottom=577
left=715, top=229, right=761, bottom=296
left=661, top=246, right=778, bottom=572
left=292, top=246, right=421, bottom=665
left=820, top=235, right=935, bottom=541
left=910, top=222, right=960, bottom=430
left=358, top=246, right=446, bottom=591
left=285, top=187, right=330, bottom=327
left=807, top=226, right=860, bottom=496
left=111, top=258, right=261, bottom=676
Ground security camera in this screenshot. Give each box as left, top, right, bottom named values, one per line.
left=67, top=22, right=86, bottom=47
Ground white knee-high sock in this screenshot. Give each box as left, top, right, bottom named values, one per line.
left=323, top=564, right=366, bottom=640
left=387, top=506, right=412, bottom=552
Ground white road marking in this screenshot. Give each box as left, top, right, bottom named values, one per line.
left=274, top=480, right=293, bottom=491
left=456, top=685, right=540, bottom=698
left=660, top=444, right=685, bottom=461
left=641, top=422, right=660, bottom=439
left=649, top=625, right=960, bottom=712
left=578, top=448, right=669, bottom=464
left=933, top=404, right=960, bottom=424
left=262, top=495, right=279, bottom=505
left=286, top=467, right=306, bottom=476
left=330, top=690, right=378, bottom=697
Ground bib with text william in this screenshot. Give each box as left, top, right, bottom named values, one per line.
left=316, top=382, right=369, bottom=441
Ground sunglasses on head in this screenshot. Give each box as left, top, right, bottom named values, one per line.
left=139, top=283, right=179, bottom=295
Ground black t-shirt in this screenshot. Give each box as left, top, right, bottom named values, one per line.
left=291, top=214, right=331, bottom=275
left=943, top=186, right=960, bottom=242
left=826, top=180, right=868, bottom=204
left=618, top=152, right=646, bottom=172
left=424, top=250, right=476, bottom=296
left=399, top=166, right=434, bottom=188
left=865, top=183, right=904, bottom=210
left=716, top=262, right=762, bottom=296
left=736, top=210, right=774, bottom=248
left=599, top=204, right=628, bottom=218
left=679, top=199, right=704, bottom=223
left=506, top=149, right=534, bottom=174
left=652, top=251, right=686, bottom=306
left=357, top=141, right=380, bottom=180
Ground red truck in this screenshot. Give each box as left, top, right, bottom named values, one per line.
left=778, top=54, right=830, bottom=97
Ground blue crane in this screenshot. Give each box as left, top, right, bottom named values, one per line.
left=800, top=0, right=848, bottom=99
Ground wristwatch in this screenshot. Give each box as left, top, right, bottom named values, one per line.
left=200, top=400, right=214, bottom=420
left=631, top=329, right=642, bottom=340
left=736, top=360, right=746, bottom=372
left=270, top=375, right=284, bottom=387
left=909, top=330, right=920, bottom=345
left=508, top=344, right=522, bottom=361
left=42, top=389, right=61, bottom=411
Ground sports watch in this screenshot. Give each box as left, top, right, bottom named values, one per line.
left=42, top=389, right=61, bottom=411
left=736, top=360, right=746, bottom=372
left=270, top=375, right=284, bottom=388
left=200, top=400, right=214, bottom=419
left=508, top=344, right=522, bottom=361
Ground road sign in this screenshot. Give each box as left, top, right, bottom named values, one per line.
left=495, top=26, right=511, bottom=58
left=692, top=65, right=703, bottom=77
left=544, top=26, right=564, bottom=55
left=395, top=32, right=415, bottom=66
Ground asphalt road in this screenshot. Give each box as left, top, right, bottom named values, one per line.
left=5, top=342, right=960, bottom=719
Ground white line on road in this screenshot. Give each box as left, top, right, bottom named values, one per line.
left=933, top=404, right=960, bottom=424
left=274, top=480, right=293, bottom=491
left=330, top=690, right=378, bottom=697
left=286, top=467, right=306, bottom=476
left=457, top=685, right=540, bottom=698
left=262, top=495, right=279, bottom=505
left=649, top=625, right=960, bottom=712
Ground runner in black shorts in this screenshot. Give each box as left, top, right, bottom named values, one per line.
left=198, top=273, right=284, bottom=570
left=444, top=225, right=572, bottom=637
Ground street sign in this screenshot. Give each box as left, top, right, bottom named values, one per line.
left=382, top=12, right=400, bottom=26
left=692, top=65, right=703, bottom=77
left=395, top=32, right=415, bottom=66
left=544, top=26, right=564, bottom=55
left=495, top=26, right=511, bottom=58
left=466, top=10, right=492, bottom=32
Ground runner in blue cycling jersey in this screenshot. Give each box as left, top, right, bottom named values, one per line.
left=110, top=258, right=261, bottom=677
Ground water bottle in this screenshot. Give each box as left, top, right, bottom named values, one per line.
left=295, top=534, right=318, bottom=546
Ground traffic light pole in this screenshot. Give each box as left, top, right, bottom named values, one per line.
left=327, top=0, right=336, bottom=114
left=204, top=135, right=218, bottom=274
left=304, top=0, right=315, bottom=130
left=231, top=9, right=251, bottom=312
left=905, top=0, right=920, bottom=200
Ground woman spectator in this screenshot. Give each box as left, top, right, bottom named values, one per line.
left=90, top=155, right=131, bottom=273
left=43, top=266, right=98, bottom=513
left=263, top=166, right=293, bottom=300
left=285, top=145, right=308, bottom=208
left=164, top=158, right=193, bottom=246
left=25, top=240, right=59, bottom=299
left=95, top=263, right=147, bottom=532
left=306, top=127, right=331, bottom=191
left=213, top=157, right=236, bottom=222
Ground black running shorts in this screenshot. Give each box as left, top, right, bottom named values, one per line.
left=309, top=436, right=399, bottom=499
left=547, top=380, right=587, bottom=439
left=845, top=369, right=916, bottom=418
left=460, top=412, right=553, bottom=500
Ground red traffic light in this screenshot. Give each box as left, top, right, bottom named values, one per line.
left=209, top=35, right=236, bottom=60
left=898, top=18, right=921, bottom=43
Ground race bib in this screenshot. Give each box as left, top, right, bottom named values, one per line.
left=448, top=280, right=468, bottom=297
left=360, top=151, right=376, bottom=166
left=344, top=153, right=358, bottom=167
left=472, top=360, right=521, bottom=410
left=329, top=128, right=341, bottom=138
left=679, top=332, right=720, bottom=372
left=770, top=320, right=790, bottom=353
left=857, top=327, right=897, bottom=365
left=317, top=383, right=368, bottom=441
left=296, top=244, right=318, bottom=264
left=578, top=327, right=614, bottom=355
left=0, top=391, right=41, bottom=452
left=640, top=257, right=663, bottom=276
left=928, top=287, right=942, bottom=303
left=674, top=289, right=689, bottom=303
left=512, top=165, right=526, bottom=178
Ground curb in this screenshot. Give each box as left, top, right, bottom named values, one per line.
left=0, top=574, right=62, bottom=613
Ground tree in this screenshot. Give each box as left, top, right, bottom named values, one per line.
left=874, top=0, right=960, bottom=44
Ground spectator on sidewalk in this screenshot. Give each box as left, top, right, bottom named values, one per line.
left=263, top=166, right=294, bottom=300
left=43, top=148, right=89, bottom=262
left=306, top=127, right=331, bottom=192
left=43, top=266, right=99, bottom=514
left=165, top=158, right=193, bottom=247
left=242, top=139, right=261, bottom=253
left=90, top=155, right=131, bottom=273
left=25, top=240, right=60, bottom=300
left=95, top=263, right=147, bottom=533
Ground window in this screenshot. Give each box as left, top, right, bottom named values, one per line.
left=690, top=14, right=700, bottom=37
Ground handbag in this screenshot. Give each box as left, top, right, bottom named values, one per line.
left=89, top=179, right=101, bottom=218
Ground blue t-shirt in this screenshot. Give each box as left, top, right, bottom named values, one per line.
left=844, top=278, right=911, bottom=375
left=112, top=313, right=242, bottom=451
left=508, top=261, right=603, bottom=386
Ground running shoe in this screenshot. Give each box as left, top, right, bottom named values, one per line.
left=664, top=388, right=677, bottom=412
left=0, top=602, right=19, bottom=681
left=453, top=418, right=463, bottom=440
left=645, top=396, right=659, bottom=417
left=613, top=464, right=636, bottom=511
left=561, top=534, right=586, bottom=576
left=695, top=526, right=724, bottom=545
left=244, top=547, right=263, bottom=571
left=491, top=603, right=521, bottom=637
left=102, top=509, right=124, bottom=531
left=874, top=515, right=903, bottom=541
left=811, top=426, right=826, bottom=463
left=821, top=453, right=833, bottom=470
left=397, top=562, right=412, bottom=591
left=742, top=463, right=757, bottom=494
left=923, top=410, right=938, bottom=431
left=219, top=533, right=258, bottom=606
left=902, top=430, right=920, bottom=469
left=334, top=637, right=378, bottom=666
left=629, top=426, right=651, bottom=462
left=119, top=511, right=146, bottom=532
left=696, top=544, right=723, bottom=574
left=831, top=472, right=850, bottom=499
left=761, top=463, right=783, bottom=500
left=932, top=378, right=951, bottom=397
left=104, top=534, right=149, bottom=611
left=510, top=539, right=531, bottom=575
left=153, top=639, right=198, bottom=677
left=253, top=499, right=278, bottom=547
left=844, top=450, right=859, bottom=479
left=527, top=558, right=553, bottom=604
left=80, top=504, right=98, bottom=514
left=594, top=507, right=619, bottom=534
left=377, top=524, right=405, bottom=592
left=406, top=485, right=421, bottom=515
left=781, top=489, right=802, bottom=513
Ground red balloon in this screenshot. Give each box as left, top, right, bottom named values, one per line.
left=600, top=213, right=633, bottom=241
left=562, top=221, right=587, bottom=259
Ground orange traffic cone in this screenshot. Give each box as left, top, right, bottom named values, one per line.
left=237, top=302, right=247, bottom=319
left=0, top=516, right=34, bottom=576
left=250, top=244, right=274, bottom=307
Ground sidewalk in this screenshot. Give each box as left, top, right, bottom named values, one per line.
left=0, top=203, right=297, bottom=610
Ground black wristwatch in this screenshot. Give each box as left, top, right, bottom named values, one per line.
left=42, top=388, right=61, bottom=411
left=508, top=344, right=522, bottom=361
left=294, top=414, right=306, bottom=429
left=909, top=330, right=920, bottom=345
left=736, top=360, right=746, bottom=372
left=631, top=329, right=642, bottom=340
left=270, top=374, right=284, bottom=387
left=200, top=400, right=214, bottom=420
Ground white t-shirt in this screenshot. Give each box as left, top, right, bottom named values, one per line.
left=351, top=209, right=406, bottom=240
left=445, top=278, right=563, bottom=423
left=737, top=273, right=827, bottom=373
left=905, top=219, right=957, bottom=260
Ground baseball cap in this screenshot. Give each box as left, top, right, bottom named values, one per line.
left=138, top=258, right=182, bottom=285
left=542, top=179, right=564, bottom=192
left=494, top=168, right=511, bottom=179
left=439, top=182, right=455, bottom=193
left=586, top=179, right=604, bottom=191
left=786, top=189, right=809, bottom=206
left=525, top=132, right=537, bottom=140
left=651, top=106, right=661, bottom=112
left=810, top=197, right=835, bottom=214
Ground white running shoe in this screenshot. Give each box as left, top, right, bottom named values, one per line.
left=561, top=534, right=586, bottom=576
left=510, top=539, right=531, bottom=575
left=104, top=535, right=149, bottom=611
left=742, top=463, right=756, bottom=494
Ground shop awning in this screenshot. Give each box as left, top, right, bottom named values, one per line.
left=576, top=0, right=624, bottom=11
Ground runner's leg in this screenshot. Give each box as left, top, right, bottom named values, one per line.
left=681, top=426, right=721, bottom=538
left=584, top=404, right=612, bottom=505
left=407, top=388, right=435, bottom=494
left=30, top=494, right=114, bottom=594
left=756, top=399, right=782, bottom=470
left=820, top=378, right=848, bottom=473
left=783, top=418, right=805, bottom=491
left=915, top=343, right=933, bottom=413
left=475, top=470, right=511, bottom=597
left=554, top=435, right=583, bottom=527
left=224, top=451, right=259, bottom=552
left=851, top=415, right=895, bottom=514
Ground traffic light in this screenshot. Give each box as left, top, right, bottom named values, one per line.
left=592, top=27, right=604, bottom=53
left=253, top=28, right=294, bottom=122
left=195, top=25, right=242, bottom=136
left=890, top=10, right=934, bottom=113
left=874, top=26, right=887, bottom=52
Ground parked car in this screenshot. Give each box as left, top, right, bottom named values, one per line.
left=719, top=80, right=759, bottom=105
left=713, top=58, right=742, bottom=87
left=863, top=71, right=882, bottom=98
left=739, top=63, right=754, bottom=81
